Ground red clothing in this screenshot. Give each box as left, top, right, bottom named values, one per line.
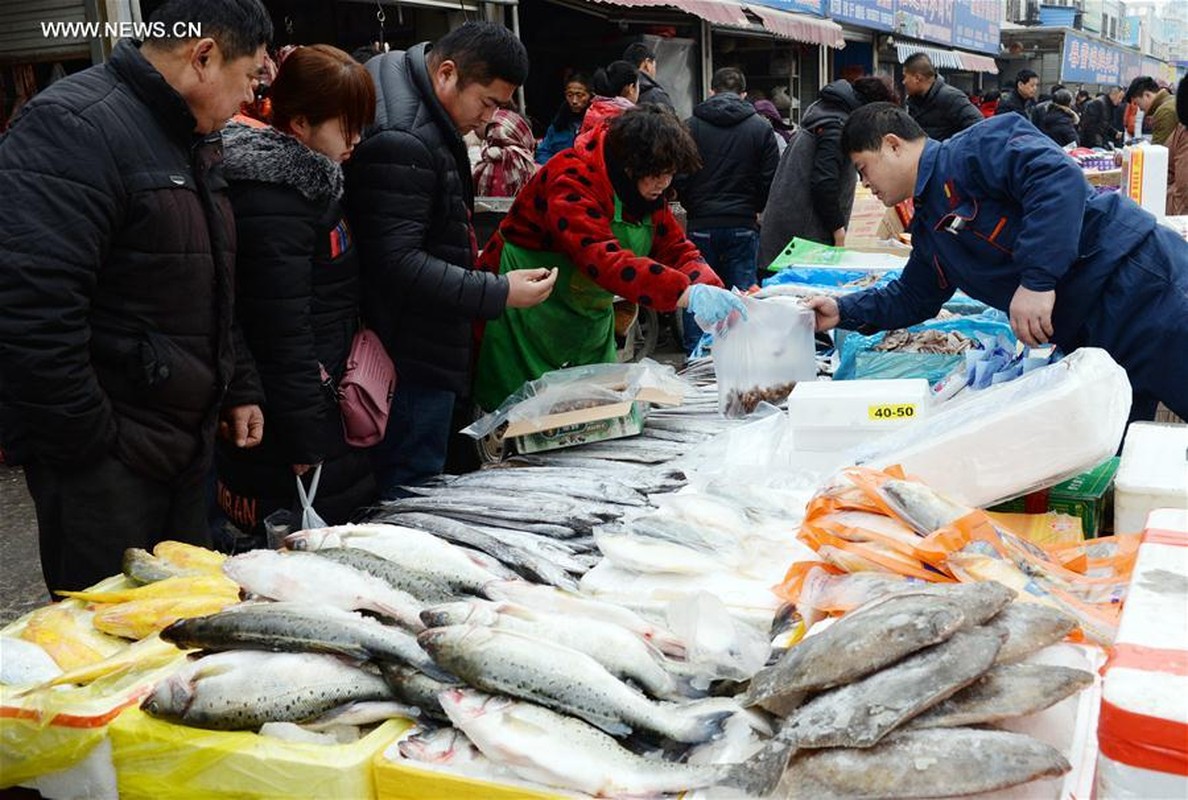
left=479, top=124, right=722, bottom=312
left=977, top=98, right=998, bottom=118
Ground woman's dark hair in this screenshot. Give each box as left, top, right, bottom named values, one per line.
left=605, top=104, right=701, bottom=177
left=852, top=75, right=900, bottom=106
left=146, top=0, right=272, bottom=60
left=270, top=44, right=376, bottom=141
left=593, top=61, right=639, bottom=98
left=428, top=22, right=529, bottom=88
left=841, top=102, right=926, bottom=155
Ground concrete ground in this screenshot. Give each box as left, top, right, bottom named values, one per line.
left=0, top=466, right=49, bottom=627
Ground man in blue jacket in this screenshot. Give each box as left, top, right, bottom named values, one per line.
left=806, top=103, right=1187, bottom=422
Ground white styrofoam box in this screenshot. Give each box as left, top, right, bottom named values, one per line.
left=786, top=378, right=931, bottom=452
left=1114, top=422, right=1188, bottom=535
left=1122, top=142, right=1169, bottom=217
left=1097, top=508, right=1188, bottom=798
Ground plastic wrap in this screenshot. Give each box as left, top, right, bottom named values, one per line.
left=849, top=348, right=1132, bottom=508
left=712, top=296, right=816, bottom=417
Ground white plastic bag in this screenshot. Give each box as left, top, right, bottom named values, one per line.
left=713, top=296, right=816, bottom=417
left=295, top=464, right=327, bottom=531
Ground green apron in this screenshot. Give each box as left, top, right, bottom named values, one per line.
left=474, top=196, right=654, bottom=411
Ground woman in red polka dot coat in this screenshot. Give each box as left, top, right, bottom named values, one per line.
left=473, top=104, right=745, bottom=409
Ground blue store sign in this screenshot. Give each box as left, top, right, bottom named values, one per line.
left=751, top=0, right=827, bottom=15
left=1061, top=31, right=1123, bottom=84
left=828, top=0, right=895, bottom=31
left=896, top=0, right=954, bottom=46
left=952, top=0, right=1000, bottom=55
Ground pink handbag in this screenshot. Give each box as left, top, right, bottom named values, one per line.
left=338, top=328, right=396, bottom=447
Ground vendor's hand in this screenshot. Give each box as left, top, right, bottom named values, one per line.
left=832, top=227, right=847, bottom=247
left=805, top=295, right=841, bottom=332
left=1009, top=286, right=1056, bottom=347
left=685, top=284, right=748, bottom=332
left=219, top=404, right=264, bottom=448
left=506, top=267, right=557, bottom=308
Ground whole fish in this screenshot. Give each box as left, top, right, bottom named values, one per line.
left=382, top=491, right=619, bottom=534
left=378, top=664, right=459, bottom=723
left=398, top=726, right=486, bottom=766
left=56, top=573, right=239, bottom=604
left=152, top=541, right=226, bottom=572
left=781, top=627, right=1004, bottom=749
left=425, top=515, right=593, bottom=574
left=19, top=605, right=126, bottom=670
left=221, top=550, right=424, bottom=631
left=985, top=602, right=1078, bottom=664
left=593, top=527, right=728, bottom=575
left=781, top=728, right=1070, bottom=799
left=484, top=581, right=687, bottom=657
left=160, top=602, right=441, bottom=673
left=418, top=625, right=728, bottom=742
left=91, top=593, right=240, bottom=639
left=377, top=499, right=586, bottom=540
left=439, top=689, right=726, bottom=796
left=141, top=650, right=395, bottom=730
left=312, top=547, right=459, bottom=604
left=905, top=663, right=1093, bottom=728
left=421, top=600, right=681, bottom=698
left=879, top=479, right=972, bottom=534
left=427, top=468, right=648, bottom=507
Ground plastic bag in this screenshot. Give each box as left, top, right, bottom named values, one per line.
left=712, top=296, right=816, bottom=418
left=296, top=465, right=327, bottom=531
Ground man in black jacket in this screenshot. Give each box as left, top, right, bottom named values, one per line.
left=677, top=67, right=779, bottom=353
left=1079, top=85, right=1124, bottom=148
left=0, top=0, right=269, bottom=592
left=624, top=42, right=674, bottom=109
left=345, top=23, right=555, bottom=497
left=902, top=53, right=983, bottom=141
left=995, top=69, right=1039, bottom=119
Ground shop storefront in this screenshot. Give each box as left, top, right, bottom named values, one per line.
left=997, top=26, right=1166, bottom=97
left=883, top=0, right=1001, bottom=94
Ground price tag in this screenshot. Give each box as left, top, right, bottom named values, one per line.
left=868, top=403, right=917, bottom=421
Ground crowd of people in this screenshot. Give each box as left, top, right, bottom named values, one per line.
left=0, top=0, right=1185, bottom=595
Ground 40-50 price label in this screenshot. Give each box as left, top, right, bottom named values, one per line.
left=868, top=403, right=917, bottom=421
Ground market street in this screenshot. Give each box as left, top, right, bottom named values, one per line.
left=0, top=466, right=49, bottom=627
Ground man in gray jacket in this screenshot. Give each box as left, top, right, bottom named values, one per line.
left=902, top=53, right=983, bottom=141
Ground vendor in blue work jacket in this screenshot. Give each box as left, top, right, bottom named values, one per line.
left=806, top=103, right=1188, bottom=423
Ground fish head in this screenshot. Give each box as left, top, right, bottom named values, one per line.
left=140, top=673, right=194, bottom=721
left=416, top=624, right=495, bottom=658
left=282, top=527, right=342, bottom=551
left=419, top=601, right=489, bottom=628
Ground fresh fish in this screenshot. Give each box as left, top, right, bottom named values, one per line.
left=439, top=689, right=726, bottom=796
left=160, top=602, right=441, bottom=673
left=453, top=520, right=593, bottom=574
left=311, top=547, right=459, bottom=604
left=141, top=650, right=395, bottom=730
left=379, top=664, right=459, bottom=723
left=744, top=592, right=968, bottom=715
left=620, top=513, right=742, bottom=555
left=19, top=605, right=126, bottom=670
left=561, top=438, right=688, bottom=464
left=378, top=500, right=586, bottom=540
left=497, top=455, right=687, bottom=494
left=593, top=527, right=727, bottom=575
left=56, top=573, right=239, bottom=604
left=426, top=468, right=649, bottom=507
left=302, top=700, right=420, bottom=730
left=781, top=627, right=1005, bottom=748
left=900, top=580, right=1017, bottom=626
left=0, top=637, right=63, bottom=685
left=368, top=512, right=581, bottom=589
left=985, top=602, right=1079, bottom=664
left=418, top=625, right=729, bottom=743
left=780, top=728, right=1070, bottom=799
left=906, top=663, right=1093, bottom=728
left=381, top=491, right=621, bottom=536
left=484, top=581, right=687, bottom=657
left=152, top=541, right=226, bottom=572
left=122, top=542, right=225, bottom=584
left=398, top=726, right=485, bottom=765
left=879, top=479, right=972, bottom=534
left=91, top=593, right=241, bottom=640
left=29, top=634, right=185, bottom=692
left=122, top=548, right=193, bottom=584
left=421, top=600, right=681, bottom=698
left=221, top=550, right=424, bottom=631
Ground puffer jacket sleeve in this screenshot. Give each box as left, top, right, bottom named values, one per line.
left=0, top=101, right=121, bottom=466
left=948, top=90, right=985, bottom=134
left=231, top=183, right=330, bottom=464
left=348, top=129, right=509, bottom=320
left=809, top=119, right=848, bottom=235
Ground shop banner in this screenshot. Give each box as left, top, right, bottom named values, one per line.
left=1120, top=50, right=1143, bottom=85
left=753, top=0, right=827, bottom=15
left=896, top=0, right=953, bottom=46
left=827, top=0, right=895, bottom=31
left=1119, top=17, right=1141, bottom=48
left=1061, top=31, right=1122, bottom=85
left=952, top=1, right=1000, bottom=55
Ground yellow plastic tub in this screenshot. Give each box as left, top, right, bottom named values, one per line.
left=373, top=749, right=572, bottom=800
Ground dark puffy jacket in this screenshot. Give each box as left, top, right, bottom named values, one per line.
left=678, top=93, right=780, bottom=229
left=344, top=43, right=509, bottom=396
left=1038, top=104, right=1079, bottom=147
left=637, top=72, right=674, bottom=109
left=906, top=76, right=984, bottom=141
left=1079, top=95, right=1121, bottom=148
left=758, top=80, right=862, bottom=266
left=995, top=88, right=1035, bottom=119
left=215, top=124, right=375, bottom=531
left=0, top=39, right=262, bottom=483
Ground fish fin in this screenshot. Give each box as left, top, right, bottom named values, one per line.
left=717, top=738, right=796, bottom=797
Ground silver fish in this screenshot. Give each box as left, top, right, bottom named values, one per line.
left=781, top=727, right=1070, bottom=799
left=879, top=479, right=972, bottom=534
left=398, top=726, right=485, bottom=766
left=141, top=650, right=395, bottom=730
left=418, top=625, right=728, bottom=742
left=429, top=468, right=649, bottom=507
left=905, top=663, right=1093, bottom=728
left=378, top=664, right=458, bottom=723
left=313, top=547, right=459, bottom=604
left=985, top=602, right=1078, bottom=664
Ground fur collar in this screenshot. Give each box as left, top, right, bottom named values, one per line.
left=221, top=122, right=343, bottom=202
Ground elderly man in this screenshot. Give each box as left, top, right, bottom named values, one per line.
left=902, top=52, right=983, bottom=140
left=0, top=0, right=271, bottom=591
left=995, top=69, right=1038, bottom=119
left=1079, top=86, right=1124, bottom=148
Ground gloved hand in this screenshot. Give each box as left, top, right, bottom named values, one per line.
left=687, top=284, right=748, bottom=333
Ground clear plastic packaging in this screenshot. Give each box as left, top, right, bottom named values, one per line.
left=712, top=296, right=816, bottom=418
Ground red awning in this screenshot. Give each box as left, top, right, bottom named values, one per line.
left=959, top=52, right=1000, bottom=74
left=585, top=0, right=750, bottom=27
left=746, top=4, right=845, bottom=49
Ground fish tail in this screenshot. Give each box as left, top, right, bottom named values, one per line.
left=718, top=738, right=796, bottom=797
left=674, top=706, right=733, bottom=744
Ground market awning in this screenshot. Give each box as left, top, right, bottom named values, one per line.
left=895, top=42, right=999, bottom=75
left=745, top=4, right=845, bottom=49
left=585, top=0, right=749, bottom=28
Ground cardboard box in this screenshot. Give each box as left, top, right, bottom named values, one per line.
left=990, top=457, right=1120, bottom=538
left=501, top=385, right=679, bottom=456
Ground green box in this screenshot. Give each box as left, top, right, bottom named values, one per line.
left=507, top=400, right=648, bottom=455
left=990, top=457, right=1120, bottom=538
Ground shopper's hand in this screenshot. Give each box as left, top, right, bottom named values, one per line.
left=1009, top=285, right=1056, bottom=346
left=684, top=284, right=748, bottom=332
left=832, top=227, right=847, bottom=247
left=805, top=295, right=841, bottom=332
left=505, top=268, right=557, bottom=308
left=220, top=404, right=264, bottom=448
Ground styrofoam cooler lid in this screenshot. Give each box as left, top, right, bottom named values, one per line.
left=787, top=378, right=931, bottom=429
left=1115, top=422, right=1188, bottom=496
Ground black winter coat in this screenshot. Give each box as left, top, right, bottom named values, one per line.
left=637, top=72, right=674, bottom=109
left=678, top=93, right=780, bottom=229
left=758, top=80, right=862, bottom=266
left=344, top=43, right=509, bottom=396
left=906, top=76, right=984, bottom=141
left=1038, top=104, right=1079, bottom=147
left=1079, top=95, right=1121, bottom=148
left=215, top=124, right=375, bottom=532
left=0, top=39, right=262, bottom=484
left=995, top=88, right=1035, bottom=120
